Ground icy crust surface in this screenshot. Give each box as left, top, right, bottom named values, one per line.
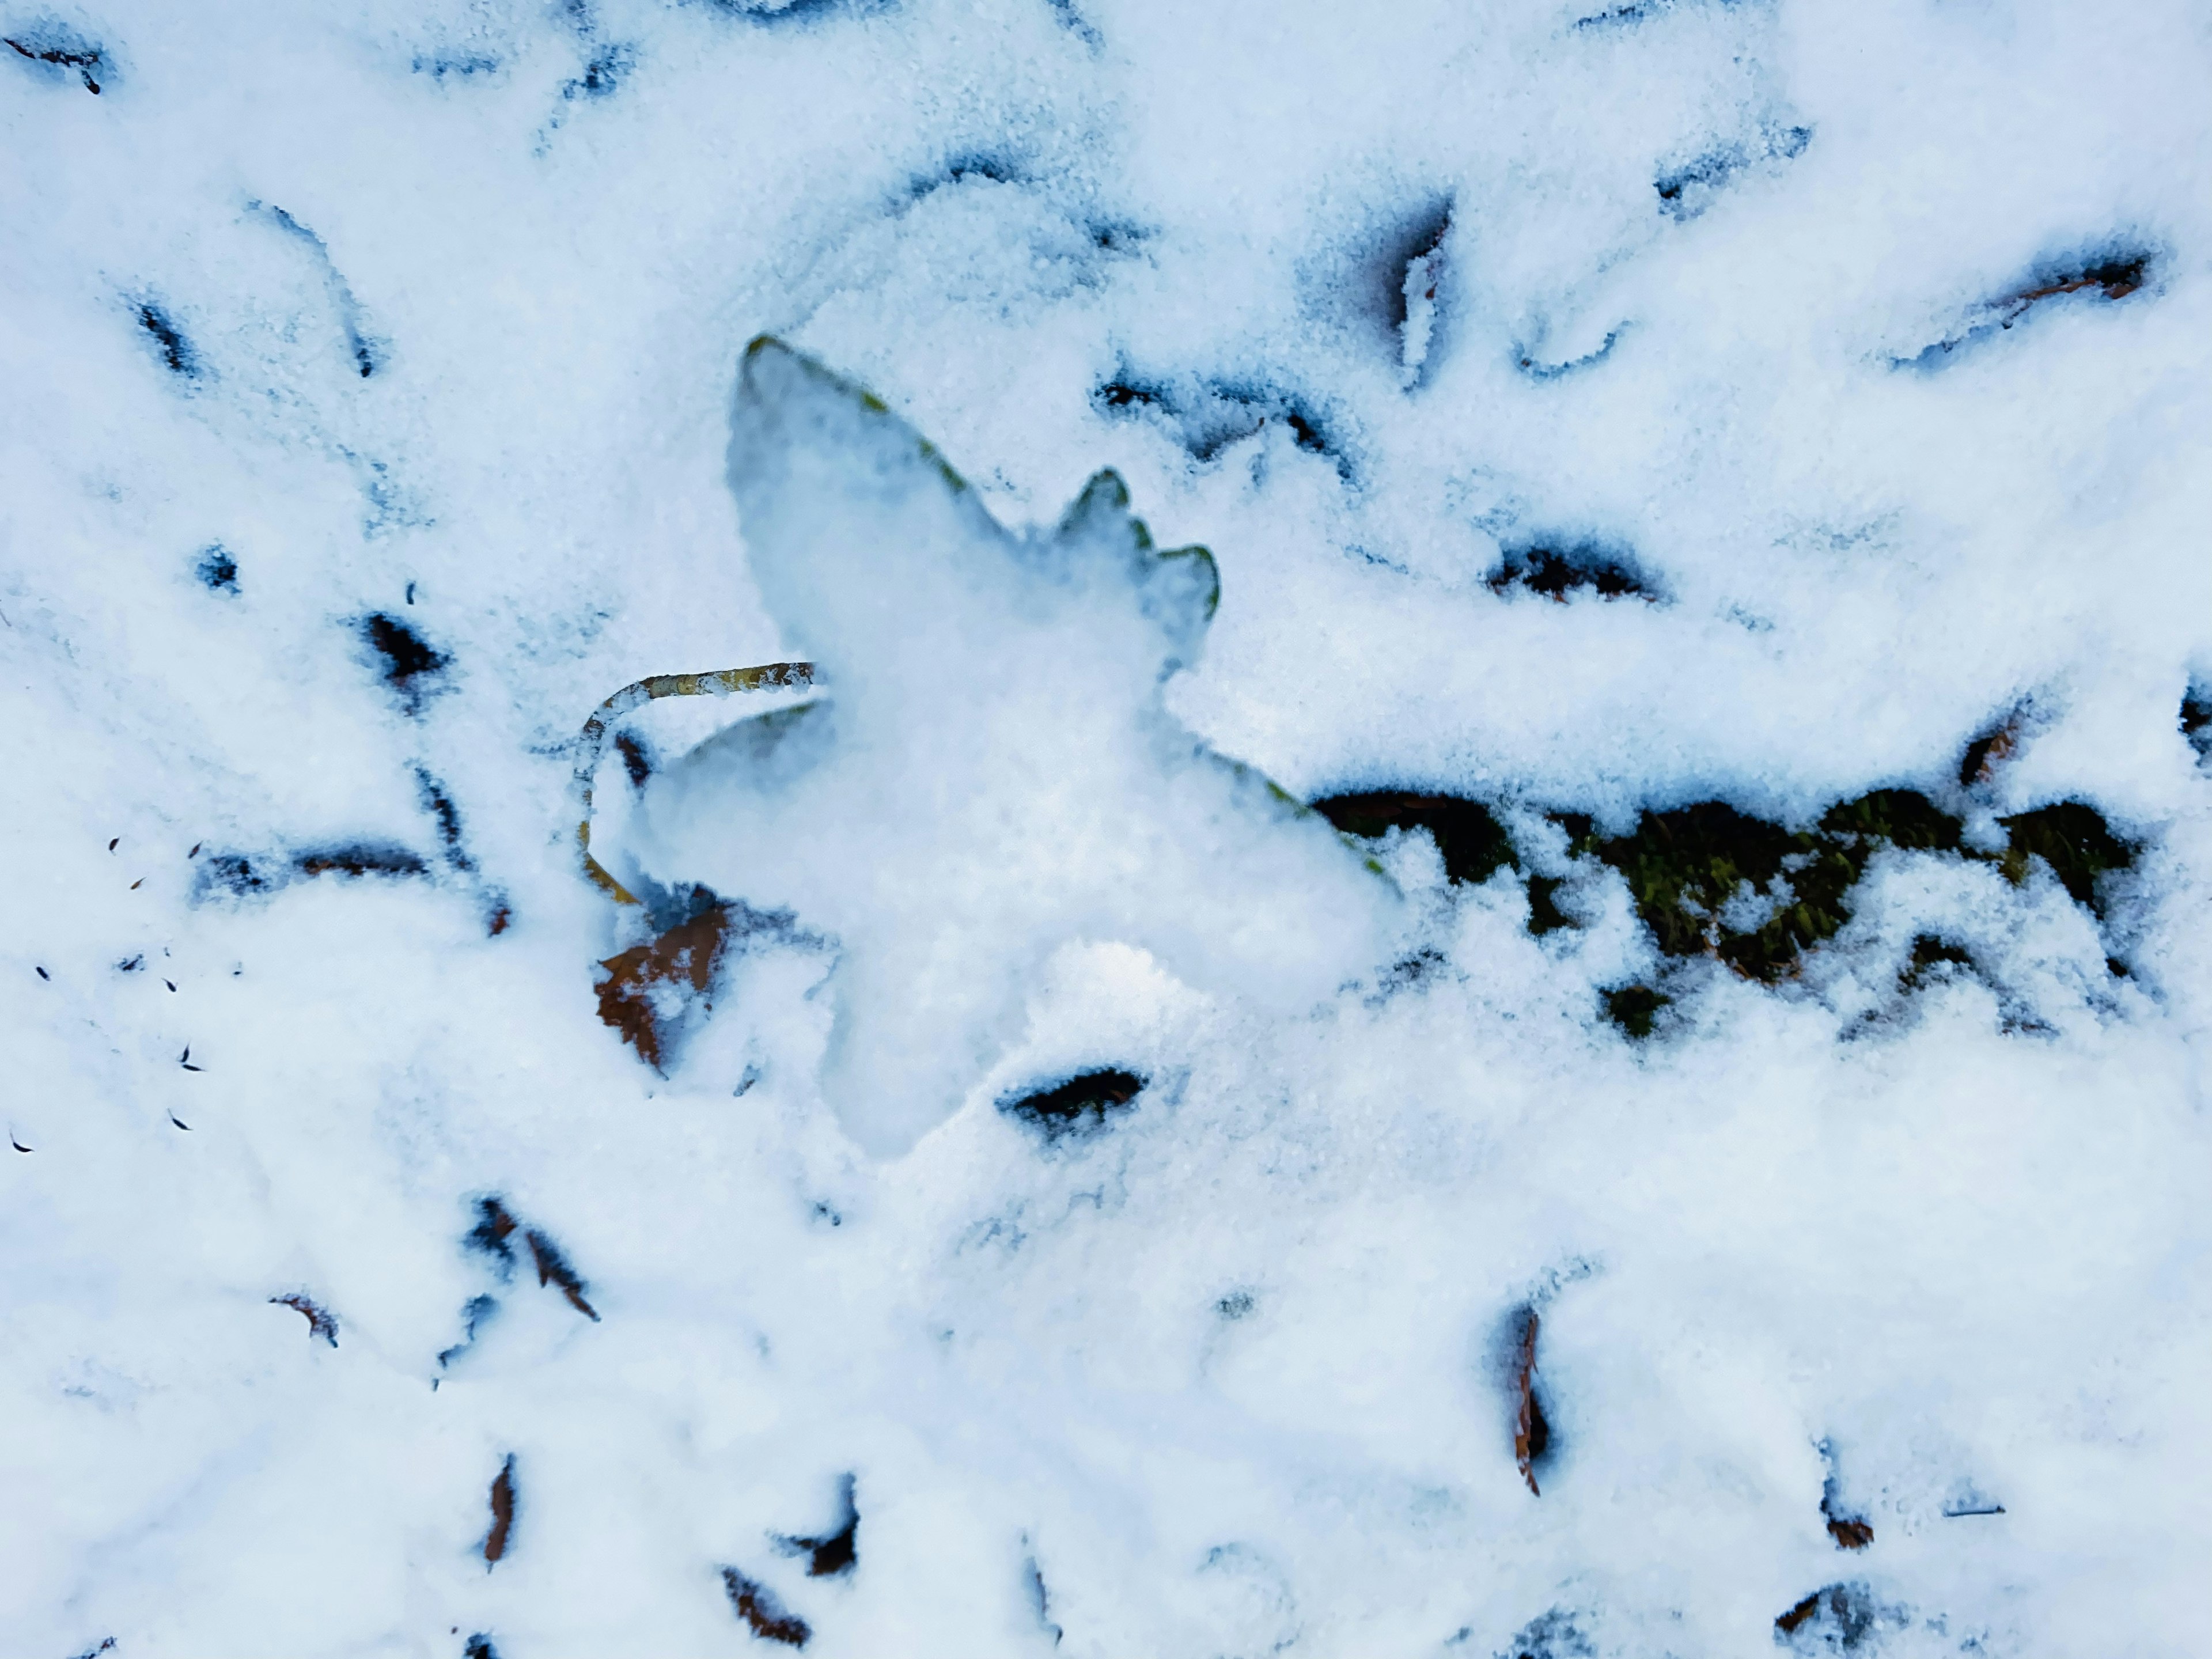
left=3, top=1, right=2212, bottom=1657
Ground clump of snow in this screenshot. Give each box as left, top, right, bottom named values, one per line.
left=621, top=338, right=1395, bottom=1152
left=5, top=1, right=2212, bottom=1655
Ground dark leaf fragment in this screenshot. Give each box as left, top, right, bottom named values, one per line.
left=722, top=1567, right=810, bottom=1647
left=1774, top=1581, right=1892, bottom=1650
left=524, top=1227, right=600, bottom=1321
left=272, top=1293, right=340, bottom=1347
left=483, top=1455, right=516, bottom=1565
left=465, top=1196, right=521, bottom=1269
left=1507, top=1304, right=1548, bottom=1495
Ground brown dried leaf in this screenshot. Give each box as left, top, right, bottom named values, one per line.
left=484, top=1455, right=516, bottom=1566
left=722, top=1567, right=810, bottom=1647
left=1510, top=1305, right=1547, bottom=1495
left=1826, top=1517, right=1874, bottom=1550
left=270, top=1293, right=339, bottom=1347
left=1776, top=1592, right=1821, bottom=1635
left=594, top=905, right=733, bottom=1073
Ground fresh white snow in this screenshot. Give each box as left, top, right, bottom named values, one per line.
left=4, top=2, right=2211, bottom=1656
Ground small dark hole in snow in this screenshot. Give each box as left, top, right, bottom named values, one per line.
left=135, top=301, right=198, bottom=378
left=560, top=41, right=632, bottom=101
left=778, top=1473, right=858, bottom=1577
left=359, top=612, right=451, bottom=713
left=1311, top=791, right=1517, bottom=887
left=2180, top=689, right=2212, bottom=760
left=467, top=1196, right=521, bottom=1269
left=1376, top=199, right=1453, bottom=335
left=1603, top=984, right=1669, bottom=1039
left=198, top=854, right=270, bottom=897
left=196, top=544, right=238, bottom=593
left=1092, top=369, right=1347, bottom=477
left=1487, top=541, right=1653, bottom=603
left=1498, top=1607, right=1589, bottom=1659
left=999, top=1068, right=1146, bottom=1141
left=1093, top=378, right=1165, bottom=412
left=1527, top=874, right=1575, bottom=935
left=1900, top=933, right=1973, bottom=991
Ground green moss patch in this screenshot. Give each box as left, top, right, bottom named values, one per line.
left=1316, top=777, right=2139, bottom=1036
left=1994, top=801, right=2135, bottom=917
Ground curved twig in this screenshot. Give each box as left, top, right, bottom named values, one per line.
left=574, top=662, right=816, bottom=904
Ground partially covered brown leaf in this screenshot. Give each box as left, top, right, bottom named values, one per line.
left=595, top=904, right=733, bottom=1073
left=484, top=1455, right=516, bottom=1566
left=270, top=1293, right=339, bottom=1347
left=1510, top=1305, right=1548, bottom=1495
left=722, top=1567, right=810, bottom=1647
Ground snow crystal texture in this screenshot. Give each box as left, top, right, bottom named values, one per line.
left=3, top=2, right=2210, bottom=1656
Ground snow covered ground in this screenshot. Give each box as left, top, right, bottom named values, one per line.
left=5, top=2, right=2211, bottom=1654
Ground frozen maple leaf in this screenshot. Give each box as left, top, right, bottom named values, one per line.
left=624, top=338, right=1397, bottom=1153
